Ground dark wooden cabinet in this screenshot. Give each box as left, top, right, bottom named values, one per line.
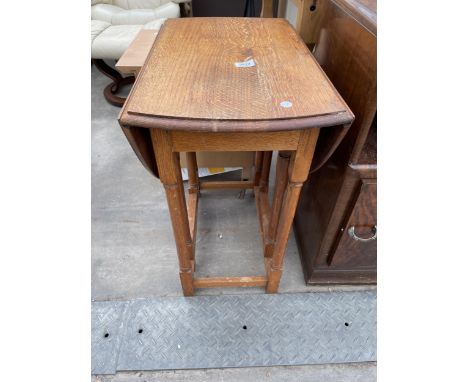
left=330, top=177, right=376, bottom=268
left=191, top=0, right=262, bottom=17
left=294, top=0, right=377, bottom=284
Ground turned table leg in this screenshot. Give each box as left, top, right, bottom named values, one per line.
left=151, top=129, right=194, bottom=296
left=266, top=130, right=320, bottom=293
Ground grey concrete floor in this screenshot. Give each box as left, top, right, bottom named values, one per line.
left=91, top=64, right=376, bottom=380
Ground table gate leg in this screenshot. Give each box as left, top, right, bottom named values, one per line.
left=266, top=130, right=320, bottom=293
left=186, top=152, right=199, bottom=270
left=259, top=151, right=273, bottom=193
left=186, top=152, right=199, bottom=195
left=254, top=151, right=264, bottom=187
left=151, top=129, right=194, bottom=296
left=265, top=151, right=291, bottom=258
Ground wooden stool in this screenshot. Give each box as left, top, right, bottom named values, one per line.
left=119, top=18, right=354, bottom=296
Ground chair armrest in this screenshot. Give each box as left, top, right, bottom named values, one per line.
left=153, top=2, right=180, bottom=18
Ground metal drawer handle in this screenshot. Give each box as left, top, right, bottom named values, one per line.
left=348, top=226, right=377, bottom=242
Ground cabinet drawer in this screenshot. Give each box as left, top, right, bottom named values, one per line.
left=328, top=178, right=377, bottom=268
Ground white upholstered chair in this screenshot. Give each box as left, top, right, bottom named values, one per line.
left=91, top=0, right=184, bottom=106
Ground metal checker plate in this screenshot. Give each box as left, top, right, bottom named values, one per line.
left=91, top=301, right=129, bottom=374
left=92, top=291, right=376, bottom=374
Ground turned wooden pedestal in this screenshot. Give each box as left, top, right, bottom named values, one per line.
left=119, top=18, right=353, bottom=296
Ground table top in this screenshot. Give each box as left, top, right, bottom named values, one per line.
left=120, top=18, right=353, bottom=132
left=116, top=29, right=159, bottom=75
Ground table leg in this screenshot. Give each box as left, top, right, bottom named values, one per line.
left=254, top=151, right=264, bottom=187
left=186, top=152, right=199, bottom=270
left=259, top=151, right=273, bottom=193
left=266, top=130, right=320, bottom=293
left=151, top=129, right=194, bottom=296
left=265, top=151, right=291, bottom=258
left=186, top=152, right=199, bottom=194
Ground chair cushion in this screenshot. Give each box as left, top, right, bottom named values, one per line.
left=92, top=24, right=142, bottom=59
left=114, top=1, right=167, bottom=9
left=91, top=19, right=111, bottom=44
left=147, top=2, right=180, bottom=19
left=91, top=0, right=112, bottom=5
left=92, top=2, right=179, bottom=25
left=110, top=8, right=165, bottom=24
left=91, top=17, right=170, bottom=59
left=91, top=4, right=124, bottom=23
left=91, top=0, right=177, bottom=60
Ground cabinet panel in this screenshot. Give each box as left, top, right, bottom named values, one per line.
left=192, top=0, right=262, bottom=17
left=328, top=178, right=376, bottom=268
left=313, top=0, right=376, bottom=164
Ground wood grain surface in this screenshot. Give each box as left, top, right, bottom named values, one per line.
left=125, top=17, right=349, bottom=123
left=332, top=0, right=377, bottom=35
left=171, top=131, right=300, bottom=151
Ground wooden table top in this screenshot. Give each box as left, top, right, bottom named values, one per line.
left=121, top=18, right=353, bottom=132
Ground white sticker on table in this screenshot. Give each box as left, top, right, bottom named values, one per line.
left=280, top=101, right=293, bottom=108
left=235, top=58, right=256, bottom=68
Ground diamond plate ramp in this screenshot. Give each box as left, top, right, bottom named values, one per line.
left=91, top=301, right=129, bottom=374
left=113, top=291, right=376, bottom=371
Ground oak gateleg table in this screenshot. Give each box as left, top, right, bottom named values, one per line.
left=119, top=18, right=354, bottom=296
